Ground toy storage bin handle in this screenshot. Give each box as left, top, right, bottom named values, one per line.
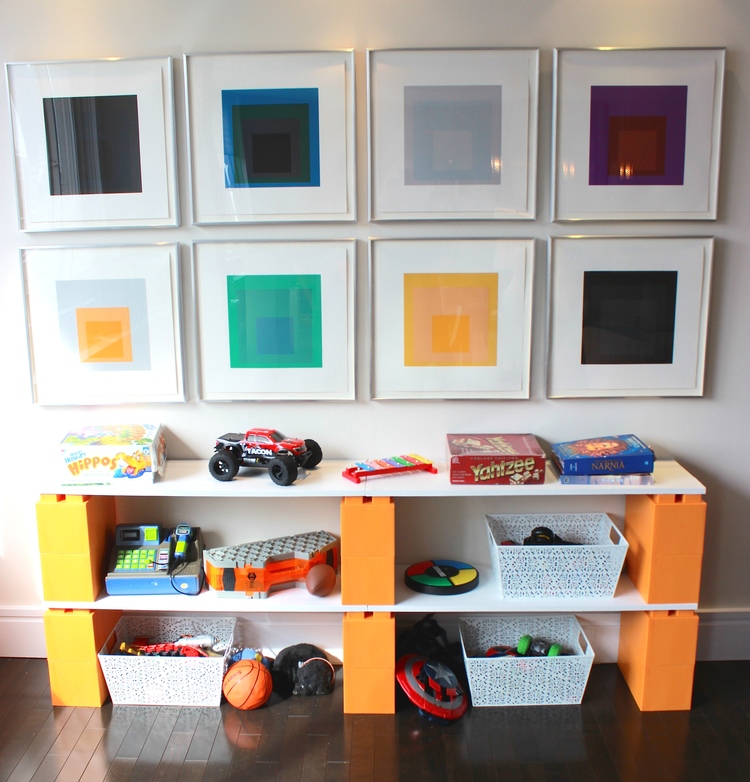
left=577, top=631, right=590, bottom=655
left=609, top=524, right=626, bottom=546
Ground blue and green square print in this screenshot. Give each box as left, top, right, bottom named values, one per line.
left=222, top=88, right=320, bottom=188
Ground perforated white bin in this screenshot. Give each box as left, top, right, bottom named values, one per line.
left=459, top=615, right=594, bottom=706
left=486, top=513, right=628, bottom=599
left=98, top=615, right=235, bottom=706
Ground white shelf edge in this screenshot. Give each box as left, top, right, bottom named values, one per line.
left=39, top=458, right=705, bottom=499
left=46, top=568, right=696, bottom=616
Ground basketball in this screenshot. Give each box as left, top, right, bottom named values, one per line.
left=305, top=563, right=337, bottom=597
left=222, top=659, right=273, bottom=710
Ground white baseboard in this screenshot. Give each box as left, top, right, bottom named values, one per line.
left=3, top=609, right=750, bottom=663
left=696, top=611, right=750, bottom=661
left=0, top=608, right=47, bottom=658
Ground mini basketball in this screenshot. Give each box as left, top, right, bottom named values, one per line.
left=305, top=563, right=337, bottom=597
left=222, top=658, right=272, bottom=710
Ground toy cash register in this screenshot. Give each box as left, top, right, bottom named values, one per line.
left=105, top=523, right=204, bottom=596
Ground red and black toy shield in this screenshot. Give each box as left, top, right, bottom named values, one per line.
left=396, top=654, right=468, bottom=721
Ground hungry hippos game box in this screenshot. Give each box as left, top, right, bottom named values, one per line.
left=60, top=424, right=166, bottom=485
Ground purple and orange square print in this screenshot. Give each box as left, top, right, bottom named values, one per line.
left=589, top=85, right=687, bottom=186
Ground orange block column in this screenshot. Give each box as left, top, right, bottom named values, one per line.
left=44, top=609, right=121, bottom=706
left=340, top=496, right=395, bottom=605
left=37, top=493, right=119, bottom=706
left=340, top=497, right=396, bottom=713
left=36, top=494, right=117, bottom=602
left=342, top=612, right=396, bottom=714
left=624, top=493, right=706, bottom=604
left=618, top=610, right=699, bottom=711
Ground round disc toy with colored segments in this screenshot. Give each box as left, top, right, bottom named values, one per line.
left=404, top=559, right=479, bottom=595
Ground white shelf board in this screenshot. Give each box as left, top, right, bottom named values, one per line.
left=385, top=564, right=697, bottom=614
left=47, top=578, right=364, bottom=614
left=361, top=459, right=705, bottom=498
left=53, top=566, right=697, bottom=616
left=41, top=458, right=705, bottom=499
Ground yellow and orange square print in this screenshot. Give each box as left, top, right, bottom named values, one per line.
left=403, top=273, right=498, bottom=367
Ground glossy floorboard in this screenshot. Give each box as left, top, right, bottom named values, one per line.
left=0, top=659, right=749, bottom=782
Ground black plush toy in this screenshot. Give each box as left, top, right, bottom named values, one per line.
left=271, top=643, right=336, bottom=696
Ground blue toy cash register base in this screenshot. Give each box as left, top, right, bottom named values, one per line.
left=105, top=524, right=204, bottom=596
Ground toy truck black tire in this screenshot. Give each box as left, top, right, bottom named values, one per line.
left=208, top=450, right=240, bottom=481
left=303, top=439, right=323, bottom=469
left=268, top=454, right=298, bottom=486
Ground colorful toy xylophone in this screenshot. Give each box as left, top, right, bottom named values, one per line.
left=342, top=454, right=437, bottom=484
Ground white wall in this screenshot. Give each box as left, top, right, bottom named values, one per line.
left=1, top=0, right=749, bottom=658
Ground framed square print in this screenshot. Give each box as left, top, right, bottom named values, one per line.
left=193, top=240, right=355, bottom=400
left=6, top=56, right=178, bottom=231
left=185, top=50, right=355, bottom=224
left=370, top=238, right=534, bottom=399
left=547, top=236, right=713, bottom=397
left=552, top=48, right=725, bottom=220
left=368, top=48, right=539, bottom=220
left=21, top=244, right=184, bottom=404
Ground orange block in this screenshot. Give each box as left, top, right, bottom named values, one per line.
left=343, top=612, right=395, bottom=669
left=44, top=609, right=121, bottom=707
left=618, top=610, right=699, bottom=711
left=340, top=497, right=395, bottom=557
left=47, top=659, right=110, bottom=707
left=341, top=555, right=394, bottom=605
left=44, top=608, right=121, bottom=661
left=36, top=494, right=117, bottom=602
left=343, top=667, right=395, bottom=714
left=625, top=494, right=706, bottom=603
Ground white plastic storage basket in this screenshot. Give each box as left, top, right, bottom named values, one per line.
left=486, top=513, right=628, bottom=599
left=98, top=615, right=235, bottom=706
left=459, top=615, right=594, bottom=706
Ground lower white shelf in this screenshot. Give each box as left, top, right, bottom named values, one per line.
left=45, top=564, right=696, bottom=615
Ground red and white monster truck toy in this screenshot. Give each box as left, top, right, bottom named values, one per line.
left=208, top=428, right=323, bottom=486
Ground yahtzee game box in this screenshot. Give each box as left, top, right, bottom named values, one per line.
left=447, top=434, right=546, bottom=485
left=60, top=424, right=166, bottom=485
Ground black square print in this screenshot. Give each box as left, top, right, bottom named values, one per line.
left=581, top=270, right=678, bottom=364
left=44, top=94, right=142, bottom=196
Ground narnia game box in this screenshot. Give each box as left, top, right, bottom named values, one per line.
left=59, top=424, right=167, bottom=485
left=550, top=434, right=655, bottom=476
left=447, top=434, right=546, bottom=486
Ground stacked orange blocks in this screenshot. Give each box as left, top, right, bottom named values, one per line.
left=620, top=493, right=706, bottom=710
left=37, top=494, right=119, bottom=706
left=340, top=496, right=396, bottom=713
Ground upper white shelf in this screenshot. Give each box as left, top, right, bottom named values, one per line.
left=40, top=458, right=705, bottom=499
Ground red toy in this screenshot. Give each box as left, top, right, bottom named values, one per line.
left=223, top=659, right=273, bottom=710
left=209, top=428, right=322, bottom=486
left=396, top=654, right=468, bottom=723
left=342, top=454, right=437, bottom=484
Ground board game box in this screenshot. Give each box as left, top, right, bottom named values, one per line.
left=550, top=434, right=654, bottom=476
left=60, top=423, right=166, bottom=485
left=447, top=434, right=546, bottom=486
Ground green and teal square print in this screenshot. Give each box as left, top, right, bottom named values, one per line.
left=227, top=274, right=323, bottom=368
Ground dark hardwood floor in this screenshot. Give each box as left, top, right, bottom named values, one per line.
left=1, top=657, right=749, bottom=781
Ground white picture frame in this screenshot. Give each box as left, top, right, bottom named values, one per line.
left=193, top=240, right=356, bottom=400
left=552, top=47, right=725, bottom=221
left=370, top=238, right=534, bottom=399
left=185, top=50, right=356, bottom=224
left=6, top=56, right=178, bottom=231
left=368, top=48, right=539, bottom=221
left=546, top=236, right=713, bottom=397
left=21, top=244, right=184, bottom=404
